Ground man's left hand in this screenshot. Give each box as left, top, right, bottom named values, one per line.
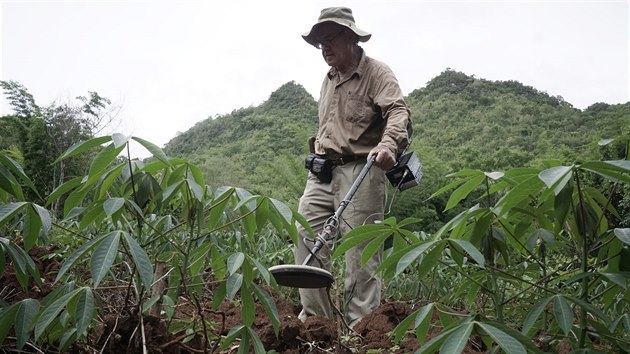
left=368, top=148, right=396, bottom=171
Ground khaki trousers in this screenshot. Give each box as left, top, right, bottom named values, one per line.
left=295, top=160, right=386, bottom=326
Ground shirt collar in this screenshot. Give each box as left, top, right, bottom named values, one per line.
left=327, top=48, right=367, bottom=80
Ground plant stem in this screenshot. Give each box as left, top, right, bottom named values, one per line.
left=575, top=172, right=589, bottom=348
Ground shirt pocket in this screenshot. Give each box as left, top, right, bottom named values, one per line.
left=344, top=95, right=370, bottom=123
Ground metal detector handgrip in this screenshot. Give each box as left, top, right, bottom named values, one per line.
left=302, top=156, right=375, bottom=266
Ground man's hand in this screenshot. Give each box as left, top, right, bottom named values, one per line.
left=368, top=147, right=396, bottom=171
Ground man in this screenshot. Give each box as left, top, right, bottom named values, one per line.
left=296, top=7, right=411, bottom=327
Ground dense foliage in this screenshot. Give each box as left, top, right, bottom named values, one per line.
left=164, top=70, right=630, bottom=233
left=1, top=73, right=628, bottom=353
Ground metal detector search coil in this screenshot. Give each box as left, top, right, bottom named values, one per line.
left=386, top=151, right=423, bottom=191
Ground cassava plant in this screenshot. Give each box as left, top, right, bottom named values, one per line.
left=1, top=134, right=311, bottom=353
left=335, top=136, right=630, bottom=353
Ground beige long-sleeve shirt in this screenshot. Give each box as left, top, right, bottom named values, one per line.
left=314, top=50, right=411, bottom=159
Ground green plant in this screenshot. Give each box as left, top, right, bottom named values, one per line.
left=44, top=134, right=310, bottom=352
left=336, top=136, right=630, bottom=353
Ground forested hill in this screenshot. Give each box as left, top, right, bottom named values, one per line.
left=164, top=69, right=629, bottom=216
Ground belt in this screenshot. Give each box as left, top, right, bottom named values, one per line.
left=330, top=155, right=366, bottom=165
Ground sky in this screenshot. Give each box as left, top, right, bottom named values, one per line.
left=1, top=0, right=628, bottom=158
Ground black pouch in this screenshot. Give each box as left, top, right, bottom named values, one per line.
left=305, top=153, right=333, bottom=183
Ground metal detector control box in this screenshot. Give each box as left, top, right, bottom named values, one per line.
left=386, top=151, right=423, bottom=191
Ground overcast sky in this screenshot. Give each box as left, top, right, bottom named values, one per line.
left=1, top=0, right=628, bottom=158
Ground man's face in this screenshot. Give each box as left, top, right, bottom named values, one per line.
left=313, top=23, right=354, bottom=68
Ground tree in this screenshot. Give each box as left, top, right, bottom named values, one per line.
left=1, top=81, right=117, bottom=211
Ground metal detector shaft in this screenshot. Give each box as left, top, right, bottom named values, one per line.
left=303, top=156, right=376, bottom=266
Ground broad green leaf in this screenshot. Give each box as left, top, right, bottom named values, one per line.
left=417, top=243, right=446, bottom=278
left=414, top=303, right=435, bottom=345
left=255, top=197, right=270, bottom=232
left=54, top=136, right=112, bottom=163
left=270, top=198, right=293, bottom=224
left=124, top=232, right=154, bottom=290
left=444, top=174, right=485, bottom=211
left=377, top=242, right=418, bottom=276
left=440, top=322, right=473, bottom=354
left=32, top=203, right=51, bottom=234
left=111, top=133, right=130, bottom=148
left=97, top=163, right=125, bottom=200
left=79, top=202, right=106, bottom=231
left=614, top=228, right=630, bottom=245
left=163, top=295, right=175, bottom=320
left=391, top=308, right=419, bottom=344
left=430, top=169, right=479, bottom=199
left=0, top=165, right=23, bottom=200
left=449, top=239, right=485, bottom=267
left=522, top=296, right=553, bottom=335
left=485, top=320, right=543, bottom=353
left=416, top=325, right=460, bottom=354
left=552, top=295, right=574, bottom=335
left=581, top=160, right=630, bottom=184
left=241, top=209, right=257, bottom=239
left=221, top=325, right=245, bottom=350
left=565, top=295, right=610, bottom=324
left=0, top=304, right=19, bottom=344
left=90, top=231, right=121, bottom=287
left=0, top=154, right=37, bottom=195
left=395, top=241, right=436, bottom=277
left=226, top=273, right=243, bottom=300
left=603, top=159, right=630, bottom=171
left=63, top=187, right=89, bottom=218
left=142, top=295, right=161, bottom=314
left=58, top=328, right=78, bottom=351
left=234, top=188, right=256, bottom=210
left=598, top=138, right=616, bottom=146
left=103, top=198, right=125, bottom=216
left=333, top=224, right=392, bottom=258
left=476, top=322, right=527, bottom=354
left=34, top=288, right=82, bottom=340
left=245, top=327, right=266, bottom=354
left=186, top=175, right=204, bottom=202
left=161, top=180, right=185, bottom=204
left=252, top=284, right=280, bottom=335
left=0, top=202, right=27, bottom=225
left=212, top=282, right=227, bottom=310
left=4, top=241, right=39, bottom=288
left=248, top=257, right=272, bottom=285
left=56, top=232, right=112, bottom=282
left=396, top=217, right=423, bottom=229
left=241, top=285, right=255, bottom=327
left=208, top=187, right=234, bottom=229
left=74, top=288, right=95, bottom=336
left=188, top=243, right=212, bottom=276
left=23, top=204, right=42, bottom=251
left=361, top=233, right=391, bottom=267
left=88, top=143, right=125, bottom=182
left=600, top=272, right=628, bottom=289
left=484, top=171, right=504, bottom=180
left=494, top=175, right=544, bottom=216
left=131, top=136, right=171, bottom=166
left=539, top=166, right=573, bottom=195
left=15, top=299, right=40, bottom=349
left=227, top=252, right=245, bottom=275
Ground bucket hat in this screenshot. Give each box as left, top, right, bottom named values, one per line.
left=302, top=7, right=371, bottom=47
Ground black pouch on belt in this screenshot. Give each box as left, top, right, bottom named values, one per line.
left=304, top=153, right=333, bottom=183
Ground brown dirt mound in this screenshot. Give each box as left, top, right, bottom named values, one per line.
left=353, top=301, right=419, bottom=354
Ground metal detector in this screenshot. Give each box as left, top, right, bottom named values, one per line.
left=269, top=156, right=376, bottom=289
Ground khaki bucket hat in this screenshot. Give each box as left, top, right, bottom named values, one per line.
left=302, top=7, right=371, bottom=47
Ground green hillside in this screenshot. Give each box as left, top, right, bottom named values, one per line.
left=164, top=69, right=630, bottom=231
